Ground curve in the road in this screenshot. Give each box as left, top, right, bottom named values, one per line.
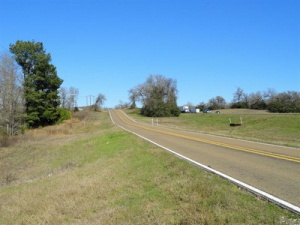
left=109, top=110, right=300, bottom=214
left=115, top=110, right=300, bottom=163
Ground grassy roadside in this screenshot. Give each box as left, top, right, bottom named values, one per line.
left=0, top=111, right=299, bottom=224
left=124, top=108, right=300, bottom=148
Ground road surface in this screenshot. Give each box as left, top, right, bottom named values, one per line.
left=109, top=110, right=300, bottom=208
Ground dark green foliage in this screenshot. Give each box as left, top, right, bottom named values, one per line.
left=142, top=100, right=180, bottom=117
left=196, top=102, right=206, bottom=111
left=9, top=41, right=45, bottom=78
left=141, top=100, right=180, bottom=117
left=230, top=102, right=248, bottom=109
left=141, top=87, right=165, bottom=117
left=168, top=101, right=181, bottom=117
left=10, top=40, right=63, bottom=128
left=250, top=100, right=267, bottom=110
left=140, top=75, right=180, bottom=117
left=268, top=92, right=300, bottom=113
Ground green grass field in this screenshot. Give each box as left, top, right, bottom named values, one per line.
left=0, top=111, right=299, bottom=224
left=124, top=108, right=300, bottom=148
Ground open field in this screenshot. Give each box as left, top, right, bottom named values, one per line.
left=124, top=108, right=300, bottom=148
left=210, top=108, right=271, bottom=114
left=0, top=111, right=299, bottom=224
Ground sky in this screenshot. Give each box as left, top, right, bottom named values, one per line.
left=0, top=0, right=299, bottom=108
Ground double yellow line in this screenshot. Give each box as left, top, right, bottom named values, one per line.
left=114, top=110, right=300, bottom=163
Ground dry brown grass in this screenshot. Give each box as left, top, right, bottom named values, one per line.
left=0, top=110, right=93, bottom=148
left=0, top=111, right=110, bottom=187
left=0, top=122, right=74, bottom=148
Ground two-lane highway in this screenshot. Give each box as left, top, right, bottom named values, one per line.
left=109, top=110, right=300, bottom=209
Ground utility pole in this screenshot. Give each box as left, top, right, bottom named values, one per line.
left=69, top=94, right=76, bottom=128
left=86, top=96, right=88, bottom=107
left=86, top=95, right=94, bottom=109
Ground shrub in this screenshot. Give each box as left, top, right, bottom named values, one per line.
left=250, top=100, right=267, bottom=110
left=141, top=101, right=180, bottom=117
left=57, top=108, right=71, bottom=124
left=230, top=102, right=248, bottom=109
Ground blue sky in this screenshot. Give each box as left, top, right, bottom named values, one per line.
left=0, top=0, right=299, bottom=107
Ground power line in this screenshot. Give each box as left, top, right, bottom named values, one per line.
left=85, top=95, right=94, bottom=107
left=0, top=44, right=9, bottom=51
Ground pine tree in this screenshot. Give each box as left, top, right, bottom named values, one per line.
left=10, top=40, right=63, bottom=127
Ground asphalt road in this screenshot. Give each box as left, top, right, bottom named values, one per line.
left=110, top=110, right=300, bottom=207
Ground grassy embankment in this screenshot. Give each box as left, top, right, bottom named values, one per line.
left=0, top=111, right=299, bottom=224
left=124, top=108, right=300, bottom=148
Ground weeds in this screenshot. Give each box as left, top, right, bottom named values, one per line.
left=3, top=173, right=17, bottom=185
left=60, top=162, right=79, bottom=170
left=0, top=135, right=11, bottom=147
left=72, top=110, right=92, bottom=121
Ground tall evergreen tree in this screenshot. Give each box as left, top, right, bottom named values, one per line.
left=10, top=40, right=63, bottom=127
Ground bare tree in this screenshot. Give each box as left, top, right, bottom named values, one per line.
left=68, top=87, right=79, bottom=111
left=94, top=93, right=106, bottom=111
left=0, top=52, right=24, bottom=136
left=207, top=96, right=226, bottom=110
left=186, top=102, right=194, bottom=108
left=233, top=87, right=244, bottom=103
left=248, top=91, right=264, bottom=108
left=263, top=88, right=277, bottom=104
left=215, top=96, right=226, bottom=109
left=115, top=100, right=130, bottom=109
left=128, top=88, right=139, bottom=109
left=231, top=87, right=248, bottom=108
left=59, top=87, right=68, bottom=109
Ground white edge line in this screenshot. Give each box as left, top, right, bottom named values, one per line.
left=109, top=110, right=300, bottom=215
left=120, top=110, right=298, bottom=150
left=109, top=109, right=115, bottom=124
left=120, top=109, right=139, bottom=123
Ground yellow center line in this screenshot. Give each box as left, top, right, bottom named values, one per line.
left=114, top=110, right=300, bottom=163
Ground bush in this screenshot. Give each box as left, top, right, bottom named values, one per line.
left=0, top=135, right=17, bottom=147
left=250, top=100, right=267, bottom=110
left=141, top=102, right=180, bottom=117
left=170, top=105, right=181, bottom=117
left=268, top=102, right=300, bottom=113
left=230, top=102, right=248, bottom=109
left=57, top=108, right=71, bottom=124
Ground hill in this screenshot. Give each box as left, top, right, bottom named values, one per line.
left=124, top=108, right=300, bottom=148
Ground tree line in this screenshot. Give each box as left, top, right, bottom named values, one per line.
left=0, top=40, right=106, bottom=136
left=0, top=41, right=66, bottom=135
left=126, top=76, right=298, bottom=116
left=196, top=87, right=300, bottom=113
